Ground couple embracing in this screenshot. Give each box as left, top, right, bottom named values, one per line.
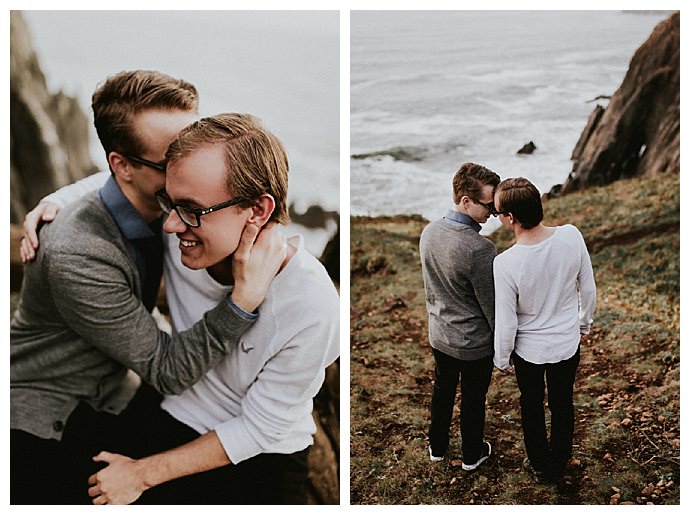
left=420, top=162, right=596, bottom=484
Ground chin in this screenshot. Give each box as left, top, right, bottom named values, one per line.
left=179, top=254, right=206, bottom=271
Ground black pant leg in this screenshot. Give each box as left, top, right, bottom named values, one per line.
left=458, top=354, right=493, bottom=463
left=513, top=352, right=551, bottom=472
left=10, top=429, right=79, bottom=504
left=428, top=348, right=461, bottom=456
left=144, top=447, right=311, bottom=505
left=546, top=347, right=580, bottom=474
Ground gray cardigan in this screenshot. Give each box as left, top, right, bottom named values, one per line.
left=419, top=218, right=496, bottom=360
left=11, top=192, right=254, bottom=440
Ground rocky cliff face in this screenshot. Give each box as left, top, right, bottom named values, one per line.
left=10, top=11, right=97, bottom=224
left=551, top=11, right=679, bottom=196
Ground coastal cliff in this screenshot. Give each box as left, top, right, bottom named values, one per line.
left=350, top=12, right=679, bottom=505
left=550, top=11, right=679, bottom=196
left=10, top=11, right=97, bottom=224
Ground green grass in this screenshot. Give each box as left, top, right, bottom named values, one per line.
left=350, top=173, right=679, bottom=505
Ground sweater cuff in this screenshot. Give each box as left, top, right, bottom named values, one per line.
left=214, top=416, right=263, bottom=465
left=225, top=293, right=259, bottom=321
left=204, top=298, right=257, bottom=343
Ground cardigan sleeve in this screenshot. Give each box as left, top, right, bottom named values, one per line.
left=47, top=246, right=255, bottom=395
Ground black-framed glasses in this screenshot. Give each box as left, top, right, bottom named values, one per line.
left=471, top=198, right=495, bottom=212
left=122, top=153, right=167, bottom=172
left=155, top=189, right=248, bottom=228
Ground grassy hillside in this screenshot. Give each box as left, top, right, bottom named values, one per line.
left=350, top=173, right=679, bottom=505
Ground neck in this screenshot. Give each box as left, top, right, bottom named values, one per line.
left=515, top=223, right=553, bottom=245
left=116, top=177, right=160, bottom=223
left=454, top=204, right=469, bottom=216
left=206, top=236, right=298, bottom=286
left=208, top=260, right=234, bottom=285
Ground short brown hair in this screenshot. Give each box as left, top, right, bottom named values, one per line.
left=495, top=177, right=543, bottom=229
left=166, top=113, right=290, bottom=225
left=451, top=162, right=500, bottom=204
left=92, top=70, right=199, bottom=158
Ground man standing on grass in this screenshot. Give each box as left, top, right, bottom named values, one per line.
left=493, top=177, right=595, bottom=484
left=419, top=162, right=500, bottom=471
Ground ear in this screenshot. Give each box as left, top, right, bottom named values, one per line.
left=108, top=152, right=133, bottom=183
left=246, top=194, right=275, bottom=228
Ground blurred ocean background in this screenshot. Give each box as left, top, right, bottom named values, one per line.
left=350, top=10, right=670, bottom=233
left=21, top=10, right=339, bottom=255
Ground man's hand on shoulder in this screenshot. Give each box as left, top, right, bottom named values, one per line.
left=20, top=201, right=61, bottom=263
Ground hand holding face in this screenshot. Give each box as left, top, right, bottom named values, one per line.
left=229, top=222, right=287, bottom=313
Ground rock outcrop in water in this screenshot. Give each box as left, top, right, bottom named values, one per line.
left=549, top=11, right=679, bottom=197
left=10, top=11, right=97, bottom=224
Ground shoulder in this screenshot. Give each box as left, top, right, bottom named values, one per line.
left=555, top=224, right=587, bottom=247
left=494, top=245, right=518, bottom=267
left=43, top=193, right=126, bottom=259
left=557, top=224, right=583, bottom=238
left=278, top=248, right=339, bottom=312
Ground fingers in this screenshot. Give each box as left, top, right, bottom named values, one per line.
left=20, top=237, right=35, bottom=263
left=92, top=494, right=108, bottom=505
left=23, top=202, right=60, bottom=250
left=92, top=450, right=114, bottom=463
left=88, top=473, right=106, bottom=504
left=255, top=222, right=287, bottom=257
left=234, top=223, right=260, bottom=263
left=42, top=202, right=60, bottom=221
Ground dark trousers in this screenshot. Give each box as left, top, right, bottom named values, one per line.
left=11, top=382, right=163, bottom=505
left=428, top=348, right=493, bottom=463
left=135, top=407, right=310, bottom=505
left=513, top=346, right=580, bottom=476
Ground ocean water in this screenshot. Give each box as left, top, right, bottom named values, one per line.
left=21, top=10, right=339, bottom=254
left=351, top=10, right=671, bottom=233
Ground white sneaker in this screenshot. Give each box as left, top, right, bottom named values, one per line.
left=461, top=441, right=491, bottom=471
left=428, top=446, right=444, bottom=462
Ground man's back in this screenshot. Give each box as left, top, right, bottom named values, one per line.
left=419, top=218, right=496, bottom=361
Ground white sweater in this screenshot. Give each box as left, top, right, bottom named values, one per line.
left=493, top=224, right=596, bottom=370
left=44, top=172, right=340, bottom=463
left=161, top=234, right=339, bottom=463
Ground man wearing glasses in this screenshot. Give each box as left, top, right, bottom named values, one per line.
left=83, top=113, right=339, bottom=505
left=10, top=71, right=285, bottom=504
left=419, top=162, right=500, bottom=472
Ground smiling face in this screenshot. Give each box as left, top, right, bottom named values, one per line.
left=162, top=143, right=252, bottom=270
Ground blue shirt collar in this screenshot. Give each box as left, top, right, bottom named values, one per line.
left=99, top=175, right=157, bottom=240
left=442, top=209, right=481, bottom=233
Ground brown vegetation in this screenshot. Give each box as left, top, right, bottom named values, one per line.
left=350, top=174, right=679, bottom=505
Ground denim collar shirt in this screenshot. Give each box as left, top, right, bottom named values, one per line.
left=442, top=209, right=481, bottom=233
left=99, top=175, right=163, bottom=310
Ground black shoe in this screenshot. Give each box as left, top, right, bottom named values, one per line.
left=522, top=457, right=551, bottom=484
left=462, top=441, right=491, bottom=471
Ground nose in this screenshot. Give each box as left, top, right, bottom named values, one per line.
left=163, top=208, right=187, bottom=234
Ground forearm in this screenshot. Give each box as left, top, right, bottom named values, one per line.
left=42, top=170, right=109, bottom=207
left=53, top=252, right=255, bottom=394
left=137, top=431, right=231, bottom=491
